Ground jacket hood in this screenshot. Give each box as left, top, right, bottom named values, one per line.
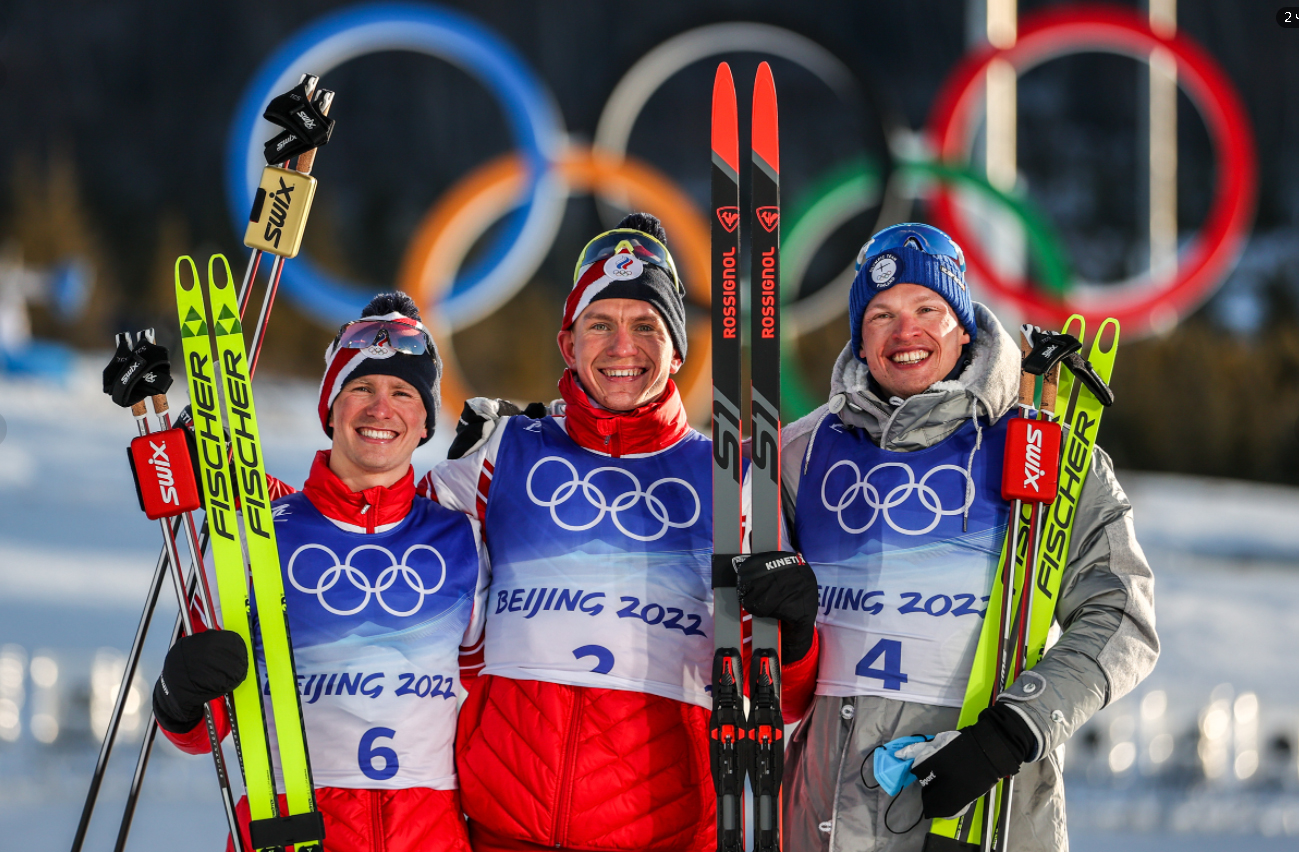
left=825, top=302, right=1021, bottom=451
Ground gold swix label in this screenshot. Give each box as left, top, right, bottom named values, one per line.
left=244, top=165, right=317, bottom=258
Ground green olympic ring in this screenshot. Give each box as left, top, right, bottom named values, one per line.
left=779, top=157, right=1074, bottom=418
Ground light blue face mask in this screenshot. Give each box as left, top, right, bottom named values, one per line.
left=872, top=735, right=931, bottom=797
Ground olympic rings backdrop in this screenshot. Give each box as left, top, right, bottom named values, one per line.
left=227, top=1, right=1256, bottom=421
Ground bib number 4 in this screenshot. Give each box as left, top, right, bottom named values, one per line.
left=359, top=726, right=399, bottom=781
left=855, top=639, right=908, bottom=691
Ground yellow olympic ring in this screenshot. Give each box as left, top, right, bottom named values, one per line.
left=397, top=146, right=714, bottom=419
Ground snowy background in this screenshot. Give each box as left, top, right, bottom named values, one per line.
left=1, top=360, right=1298, bottom=851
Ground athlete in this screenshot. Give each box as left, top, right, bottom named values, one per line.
left=778, top=223, right=1158, bottom=851
left=150, top=293, right=488, bottom=852
left=423, top=212, right=822, bottom=852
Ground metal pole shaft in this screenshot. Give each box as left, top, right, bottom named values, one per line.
left=68, top=515, right=179, bottom=852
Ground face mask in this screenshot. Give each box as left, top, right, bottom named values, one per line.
left=872, top=734, right=931, bottom=796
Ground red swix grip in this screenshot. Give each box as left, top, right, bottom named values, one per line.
left=129, top=428, right=201, bottom=519
left=1001, top=416, right=1061, bottom=504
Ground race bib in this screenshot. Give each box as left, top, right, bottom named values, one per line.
left=482, top=419, right=715, bottom=707
left=795, top=414, right=1010, bottom=707
left=258, top=493, right=481, bottom=789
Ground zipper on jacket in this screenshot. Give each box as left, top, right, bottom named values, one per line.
left=551, top=685, right=586, bottom=847
left=370, top=788, right=384, bottom=852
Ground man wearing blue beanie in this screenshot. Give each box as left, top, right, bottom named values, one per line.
left=777, top=223, right=1158, bottom=851
left=848, top=223, right=977, bottom=401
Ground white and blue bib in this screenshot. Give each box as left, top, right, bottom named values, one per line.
left=482, top=418, right=715, bottom=708
left=256, top=493, right=481, bottom=790
left=795, top=414, right=1010, bottom=707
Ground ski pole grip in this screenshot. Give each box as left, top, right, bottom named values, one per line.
left=130, top=400, right=148, bottom=418
left=1018, top=334, right=1035, bottom=408
left=295, top=89, right=333, bottom=175
left=1039, top=362, right=1060, bottom=418
left=151, top=394, right=170, bottom=416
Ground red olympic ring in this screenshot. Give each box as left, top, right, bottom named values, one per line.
left=926, top=4, right=1257, bottom=335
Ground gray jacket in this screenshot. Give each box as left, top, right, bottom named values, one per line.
left=781, top=305, right=1158, bottom=852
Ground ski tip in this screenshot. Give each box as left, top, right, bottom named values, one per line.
left=174, top=255, right=199, bottom=291
left=712, top=63, right=739, bottom=174
left=207, top=253, right=235, bottom=292
left=752, top=62, right=778, bottom=174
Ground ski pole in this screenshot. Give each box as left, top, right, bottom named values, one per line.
left=234, top=70, right=319, bottom=319
left=127, top=347, right=245, bottom=850
left=74, top=331, right=228, bottom=852
left=68, top=513, right=181, bottom=852
left=105, top=74, right=336, bottom=846
left=992, top=355, right=1064, bottom=852
left=979, top=331, right=1037, bottom=852
left=247, top=87, right=333, bottom=380
left=113, top=562, right=203, bottom=852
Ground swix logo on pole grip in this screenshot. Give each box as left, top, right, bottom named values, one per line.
left=1001, top=416, right=1062, bottom=504
left=243, top=165, right=318, bottom=259
left=128, top=428, right=201, bottom=519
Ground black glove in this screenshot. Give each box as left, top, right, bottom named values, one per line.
left=906, top=702, right=1037, bottom=819
left=447, top=397, right=546, bottom=460
left=734, top=551, right=819, bottom=661
left=103, top=333, right=173, bottom=408
left=152, top=630, right=248, bottom=733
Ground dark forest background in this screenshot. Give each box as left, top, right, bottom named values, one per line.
left=3, top=0, right=1298, bottom=482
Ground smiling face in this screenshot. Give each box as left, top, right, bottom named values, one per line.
left=328, top=373, right=427, bottom=491
left=859, top=282, right=971, bottom=400
left=557, top=298, right=682, bottom=412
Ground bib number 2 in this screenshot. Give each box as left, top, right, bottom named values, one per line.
left=855, top=639, right=908, bottom=691
left=359, top=727, right=399, bottom=781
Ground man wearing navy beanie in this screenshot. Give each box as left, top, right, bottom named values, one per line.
left=778, top=223, right=1158, bottom=851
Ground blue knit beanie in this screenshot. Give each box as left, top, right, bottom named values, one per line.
left=848, top=224, right=976, bottom=362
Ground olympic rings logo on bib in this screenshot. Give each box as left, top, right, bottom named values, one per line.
left=820, top=460, right=974, bottom=536
left=288, top=543, right=448, bottom=617
left=525, top=456, right=701, bottom=542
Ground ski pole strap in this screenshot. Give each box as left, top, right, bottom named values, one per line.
left=105, top=331, right=174, bottom=408
left=1062, top=352, right=1115, bottom=407
left=248, top=810, right=326, bottom=850
left=261, top=77, right=334, bottom=164
left=1020, top=326, right=1082, bottom=376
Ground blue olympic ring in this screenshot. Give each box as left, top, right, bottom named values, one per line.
left=226, top=2, right=565, bottom=326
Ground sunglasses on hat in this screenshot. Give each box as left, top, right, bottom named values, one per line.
left=855, top=223, right=966, bottom=275
left=573, top=228, right=683, bottom=295
left=333, top=319, right=435, bottom=357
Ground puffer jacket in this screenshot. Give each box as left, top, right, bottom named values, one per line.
left=780, top=304, right=1159, bottom=852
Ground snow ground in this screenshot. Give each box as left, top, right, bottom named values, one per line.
left=1, top=357, right=1297, bottom=849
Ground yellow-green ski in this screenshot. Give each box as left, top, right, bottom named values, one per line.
left=206, top=254, right=322, bottom=851
left=174, top=256, right=280, bottom=838
left=929, top=316, right=1119, bottom=849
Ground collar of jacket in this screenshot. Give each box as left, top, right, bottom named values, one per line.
left=828, top=303, right=1022, bottom=451
left=302, top=450, right=416, bottom=533
left=557, top=369, right=690, bottom=457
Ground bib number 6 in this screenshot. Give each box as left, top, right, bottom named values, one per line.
left=358, top=726, right=399, bottom=781
left=855, top=638, right=908, bottom=691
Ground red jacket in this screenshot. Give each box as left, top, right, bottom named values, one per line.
left=161, top=455, right=473, bottom=852
left=423, top=377, right=819, bottom=851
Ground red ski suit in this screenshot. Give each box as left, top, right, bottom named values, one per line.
left=422, top=375, right=819, bottom=852
left=162, top=454, right=484, bottom=852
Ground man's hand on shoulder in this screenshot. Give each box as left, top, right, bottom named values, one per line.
left=447, top=397, right=547, bottom=460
